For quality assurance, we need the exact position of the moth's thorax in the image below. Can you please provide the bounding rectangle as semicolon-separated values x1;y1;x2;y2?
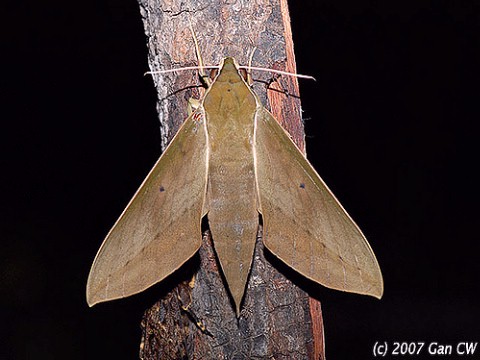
203;61;257;148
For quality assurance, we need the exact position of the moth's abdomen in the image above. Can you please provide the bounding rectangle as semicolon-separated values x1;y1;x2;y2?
203;65;259;313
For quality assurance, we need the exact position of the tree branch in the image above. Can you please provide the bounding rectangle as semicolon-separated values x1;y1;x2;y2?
136;1;325;358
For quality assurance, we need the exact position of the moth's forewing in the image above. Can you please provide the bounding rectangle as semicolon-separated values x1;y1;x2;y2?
87;111;208;306
255;108;383;299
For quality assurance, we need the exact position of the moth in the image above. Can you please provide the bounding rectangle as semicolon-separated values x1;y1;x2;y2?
86;57;383;314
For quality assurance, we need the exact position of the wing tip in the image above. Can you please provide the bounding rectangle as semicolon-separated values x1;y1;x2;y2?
332;281;384;300
86;289;121;307
86;288;100;307
365;271;384;299
369;285;384;300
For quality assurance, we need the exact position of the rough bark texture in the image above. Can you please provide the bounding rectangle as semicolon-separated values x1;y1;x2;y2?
136;1;325;358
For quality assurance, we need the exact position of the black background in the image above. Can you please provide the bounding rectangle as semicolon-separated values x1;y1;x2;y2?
2;1;479;359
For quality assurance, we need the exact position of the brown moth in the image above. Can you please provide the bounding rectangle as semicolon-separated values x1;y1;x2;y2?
86;57;383;314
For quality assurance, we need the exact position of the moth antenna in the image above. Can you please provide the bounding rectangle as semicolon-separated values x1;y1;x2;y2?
144;65;221;77
238;66;316;81
246;47;257;85
188;18;211;87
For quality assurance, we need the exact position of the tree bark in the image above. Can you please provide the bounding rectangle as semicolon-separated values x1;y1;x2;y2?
136;1;325;358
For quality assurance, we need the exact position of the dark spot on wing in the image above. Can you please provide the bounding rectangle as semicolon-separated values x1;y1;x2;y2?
159;186;165;192
299;183;305;189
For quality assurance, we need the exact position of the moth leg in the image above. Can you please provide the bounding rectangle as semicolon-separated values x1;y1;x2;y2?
187;98;201;116
265;73;291;97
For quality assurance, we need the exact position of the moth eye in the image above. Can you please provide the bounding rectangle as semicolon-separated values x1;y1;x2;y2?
209;68;218;80
159;186;165;192
299;183;305;189
239;68;248;81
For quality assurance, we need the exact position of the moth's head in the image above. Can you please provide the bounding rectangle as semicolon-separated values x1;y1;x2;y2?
219;57;240;70
212;57;248;85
